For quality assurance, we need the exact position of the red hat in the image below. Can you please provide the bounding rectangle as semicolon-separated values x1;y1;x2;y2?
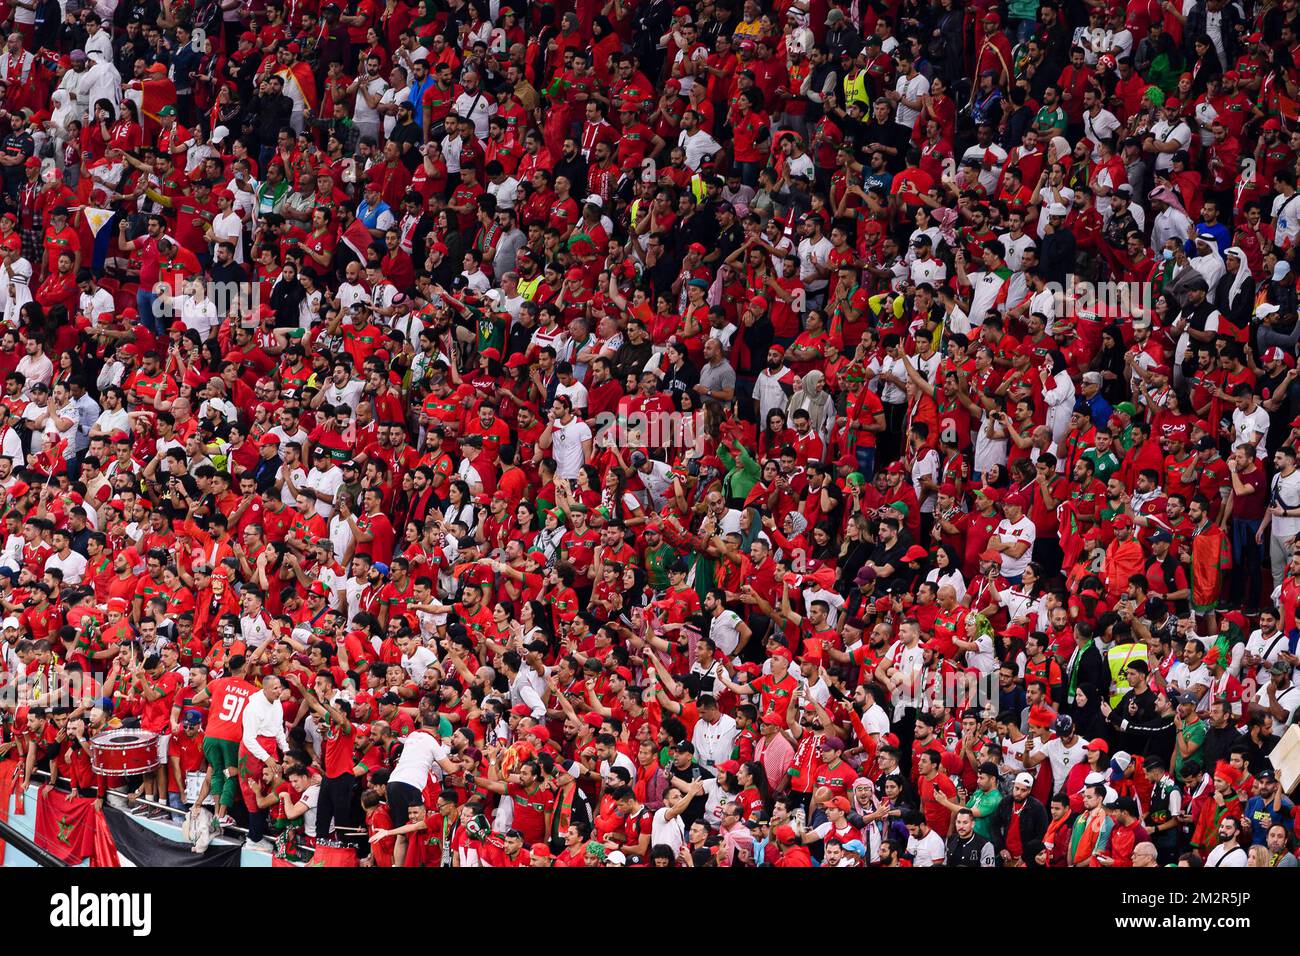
107;597;128;614
885;460;906;474
240;30;256;42
761;713;784;727
308;581;329;597
530;843;552;858
257;432;281;446
749;296;768;312
716;760;742;774
565;267;585;282
510;704;532;717
527;725;551;742
902;545;929;562
1086;738;1110;753
979;549;1001;562
1264;118;1283;131
7;480;29;498
1214;761;1243;786
770;645;794;662
982;10;1000;22
1003;490;1029;510
830;796;852;812
1027;705;1056;729
773;824;798;844
1113;513;1133;530
286;41;302;53
938;482;958;497
24;157;40;168
481;347;501;362
688;242;708;254
976;486;1002;503
505;353;529;368
583;713;605;729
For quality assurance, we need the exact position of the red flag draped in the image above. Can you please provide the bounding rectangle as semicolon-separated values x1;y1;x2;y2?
0;757;19;864
33;790;100;864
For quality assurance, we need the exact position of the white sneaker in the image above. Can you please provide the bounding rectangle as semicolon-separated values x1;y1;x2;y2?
244;838;272;851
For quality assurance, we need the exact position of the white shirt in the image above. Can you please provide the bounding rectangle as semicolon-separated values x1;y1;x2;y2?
240;689;290;760
1203;842;1248;867
907;828;947;866
1231;405;1270;457
401;645;438;683
678;128;722;170
691;713;738;772
301;464;344;518
651;806;685;856
894;71;930;128
993;515;1037;577
708;609;745;657
487;175;520;211
45;550;88;585
389;729;451;789
1042;735;1087;792
1083;108;1122;160
454;88;496;139
797;235;833;292
240;612;274;650
550;417;592;479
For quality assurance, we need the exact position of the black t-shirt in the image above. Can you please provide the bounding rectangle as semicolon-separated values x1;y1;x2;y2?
391;121;424;172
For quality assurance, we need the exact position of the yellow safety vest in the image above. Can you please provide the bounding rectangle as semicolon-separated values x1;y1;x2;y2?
843;70;870;109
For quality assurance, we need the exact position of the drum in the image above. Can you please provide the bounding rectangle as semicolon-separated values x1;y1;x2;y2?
89;730;161;777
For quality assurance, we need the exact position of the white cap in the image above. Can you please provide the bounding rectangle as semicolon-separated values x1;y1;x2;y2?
1258;302;1281;318
584;194;603;208
211;125;231;145
606;850;627;865
1014;772;1035;789
1047;202;1068;217
1;617;18;630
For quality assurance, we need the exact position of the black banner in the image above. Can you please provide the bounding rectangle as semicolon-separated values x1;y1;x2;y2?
101;807;242;868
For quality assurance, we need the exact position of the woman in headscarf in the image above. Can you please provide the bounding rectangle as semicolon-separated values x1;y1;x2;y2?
1069;682;1111;742
1215;247;1256;342
1090;324;1132;406
39;89;76;159
1040;348;1077;445
785;368;835;444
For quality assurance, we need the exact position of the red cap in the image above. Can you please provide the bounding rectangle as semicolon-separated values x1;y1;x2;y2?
1087;738;1110;753
257;432;281;446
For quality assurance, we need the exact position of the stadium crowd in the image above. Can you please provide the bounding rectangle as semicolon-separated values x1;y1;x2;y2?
0;0;1298;870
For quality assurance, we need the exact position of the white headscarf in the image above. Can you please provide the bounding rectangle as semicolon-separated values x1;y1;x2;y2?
1189;236;1225;289
1222;246;1251;308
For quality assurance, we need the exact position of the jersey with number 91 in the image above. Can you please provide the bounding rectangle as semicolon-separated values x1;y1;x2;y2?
205;677;256;742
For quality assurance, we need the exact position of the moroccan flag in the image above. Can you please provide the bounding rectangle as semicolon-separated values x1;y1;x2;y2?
0;757;19;864
340;215;375;261
34;789;100;864
271;844;356;867
307;844;357;867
